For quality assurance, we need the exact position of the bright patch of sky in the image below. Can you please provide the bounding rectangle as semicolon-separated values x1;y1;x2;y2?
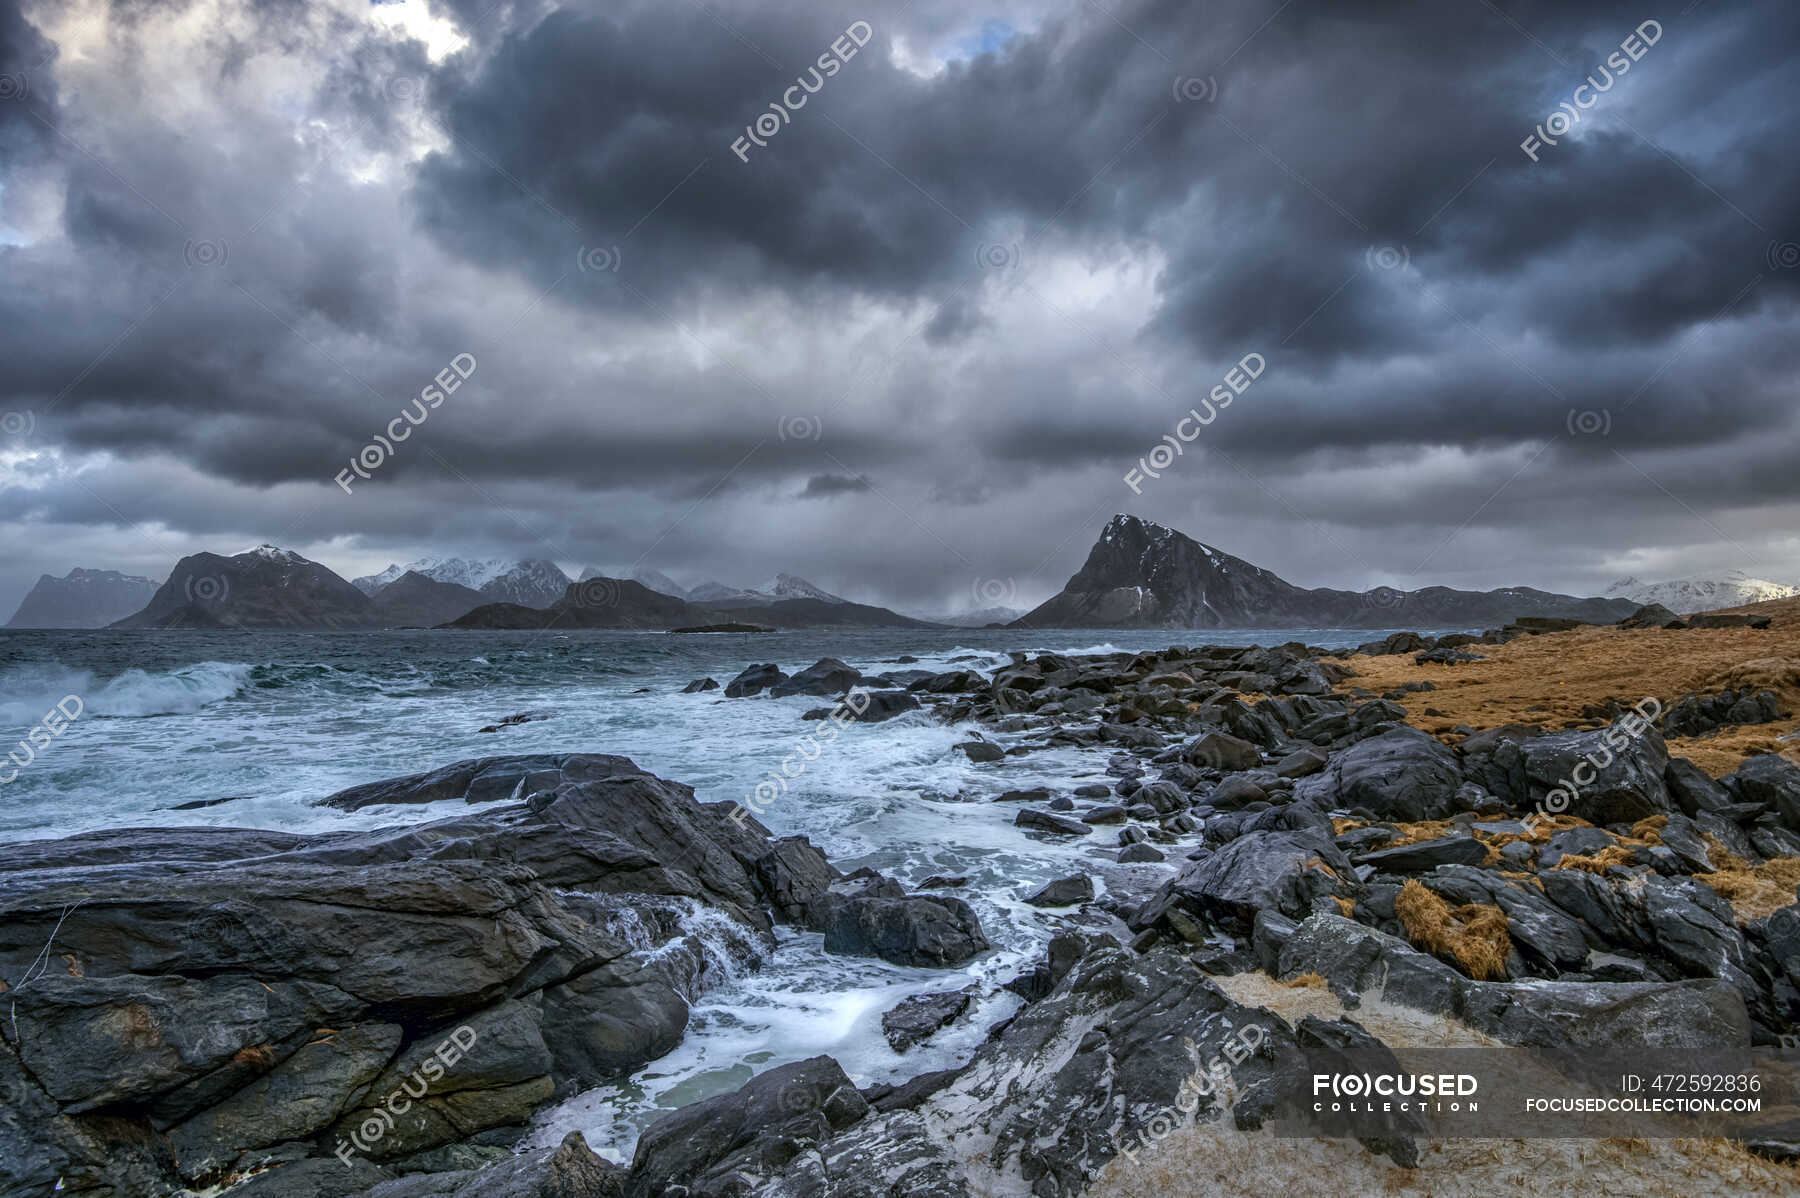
952;19;1017;59
893;17;1019;77
369;0;469;62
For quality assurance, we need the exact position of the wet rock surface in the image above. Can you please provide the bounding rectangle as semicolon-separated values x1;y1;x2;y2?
7;628;1798;1197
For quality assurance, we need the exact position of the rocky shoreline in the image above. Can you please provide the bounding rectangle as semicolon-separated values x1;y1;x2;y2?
4;619;1798;1196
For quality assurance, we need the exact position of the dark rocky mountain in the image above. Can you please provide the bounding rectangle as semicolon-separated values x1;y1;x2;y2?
447;581;939;630
1015;515;1641;629
443;578;710;629
367;570;490;627
703;596;943;629
7;568;161;628
112;545;376;629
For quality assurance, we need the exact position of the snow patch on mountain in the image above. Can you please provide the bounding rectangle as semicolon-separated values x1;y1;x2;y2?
1604;571;1799;614
353;557;570;607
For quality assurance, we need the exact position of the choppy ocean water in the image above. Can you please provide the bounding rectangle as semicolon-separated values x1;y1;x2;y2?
0;624;1439;1160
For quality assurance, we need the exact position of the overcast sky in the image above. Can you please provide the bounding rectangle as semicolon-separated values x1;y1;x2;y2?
2;0;1797;616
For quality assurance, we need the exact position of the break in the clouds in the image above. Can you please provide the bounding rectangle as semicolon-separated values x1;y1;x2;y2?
2;0;1798;615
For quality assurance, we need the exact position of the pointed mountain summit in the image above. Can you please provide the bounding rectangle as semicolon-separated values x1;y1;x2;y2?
1014;515;1639;629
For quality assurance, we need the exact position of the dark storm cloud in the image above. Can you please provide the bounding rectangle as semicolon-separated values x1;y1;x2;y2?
800;472;871;497
1;0;1799;616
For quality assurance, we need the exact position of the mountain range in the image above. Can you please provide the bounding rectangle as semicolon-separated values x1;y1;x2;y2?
1014;515;1641;629
1603;571;1800;615
352;557;571;608
618;568;850;606
6;568;160;628
11;516;1702;631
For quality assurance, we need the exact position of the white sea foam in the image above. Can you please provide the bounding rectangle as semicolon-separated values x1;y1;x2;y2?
89;662;254;717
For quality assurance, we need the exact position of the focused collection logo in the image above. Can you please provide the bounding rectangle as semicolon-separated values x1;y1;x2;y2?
1312;1072;1479;1113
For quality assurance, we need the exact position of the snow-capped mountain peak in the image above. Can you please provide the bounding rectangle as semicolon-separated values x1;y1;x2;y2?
241;544;304;564
757;573;845;604
1603;571;1799;614
352;557;570;607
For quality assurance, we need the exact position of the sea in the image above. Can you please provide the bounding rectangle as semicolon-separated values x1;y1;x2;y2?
0;625;1436;1162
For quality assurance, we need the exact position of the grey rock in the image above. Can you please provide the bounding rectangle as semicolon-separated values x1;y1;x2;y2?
1294;726;1462;822
1015;808;1092;836
724;663;787;697
1024;875;1095;908
1353;835;1487;873
881;991;973;1053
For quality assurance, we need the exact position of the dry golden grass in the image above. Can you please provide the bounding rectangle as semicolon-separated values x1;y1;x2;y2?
1552;817;1673;874
1340;596;1800;776
1695;850;1800;922
1280;971;1329;989
1394;880;1512;979
1553;845;1639;874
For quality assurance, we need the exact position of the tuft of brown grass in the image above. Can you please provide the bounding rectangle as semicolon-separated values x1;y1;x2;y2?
1394;880;1513;980
1384;819;1456;846
1280;972;1328;989
1553;845;1639;874
232;1043;277;1070
1694;851;1800;923
1332;895;1356;917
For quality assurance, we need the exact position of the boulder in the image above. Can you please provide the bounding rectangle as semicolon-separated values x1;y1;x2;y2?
1618;603;1680;629
813;884;989;968
953;740;1005;763
1015;809;1092;836
1294;726;1462;822
881;991;973;1053
1207;776;1268;810
1273;746;1329;778
1518;725;1673;824
1353;835;1487;873
724;663;788;697
1152;829;1350;934
680;677;719;693
1723;754;1800;831
1023;875;1095;908
802;691;919;723
628;1056;871;1195
1185;730;1262;771
771;657;863;698
1665;757;1737;816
